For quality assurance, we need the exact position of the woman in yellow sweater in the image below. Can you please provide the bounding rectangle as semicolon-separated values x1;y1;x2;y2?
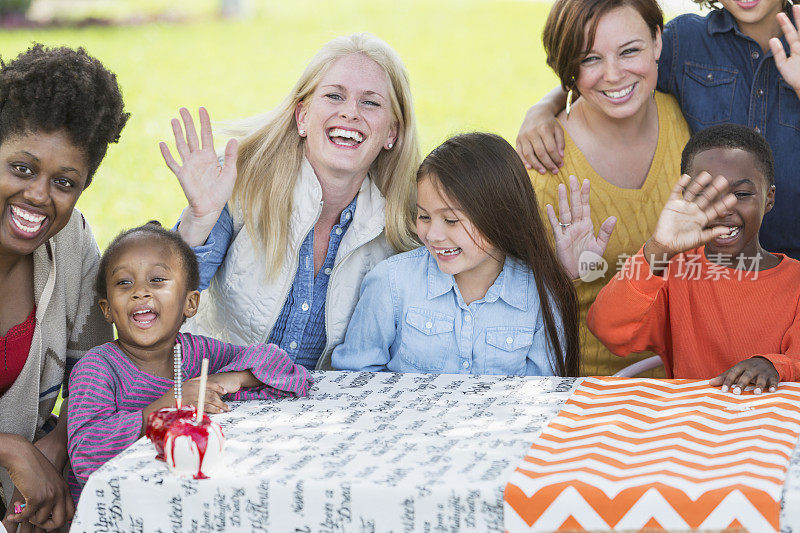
533;0;690;376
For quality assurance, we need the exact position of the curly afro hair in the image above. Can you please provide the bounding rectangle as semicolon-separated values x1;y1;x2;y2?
681;124;774;187
0;43;129;187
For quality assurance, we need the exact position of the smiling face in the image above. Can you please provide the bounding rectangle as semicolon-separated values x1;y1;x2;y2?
296;53;398;182
687;147;774;259
575;6;661;121
0;130;88;258
416;175;503;290
99;236;200;358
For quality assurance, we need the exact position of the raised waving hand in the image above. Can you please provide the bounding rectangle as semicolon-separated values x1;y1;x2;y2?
545;175;617;280
643;172;737;272
770;5;800;98
160;107;238;247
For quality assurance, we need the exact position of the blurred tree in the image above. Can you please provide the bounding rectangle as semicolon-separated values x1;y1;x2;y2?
0;0;31;21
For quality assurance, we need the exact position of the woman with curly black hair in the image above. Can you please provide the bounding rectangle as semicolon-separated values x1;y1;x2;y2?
0;44;128;531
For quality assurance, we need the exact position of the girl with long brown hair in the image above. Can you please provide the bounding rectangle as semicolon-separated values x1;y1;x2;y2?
332;132;591;377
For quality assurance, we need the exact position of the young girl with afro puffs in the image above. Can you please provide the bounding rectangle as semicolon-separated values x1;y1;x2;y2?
0;44;128;532
67;223;311;503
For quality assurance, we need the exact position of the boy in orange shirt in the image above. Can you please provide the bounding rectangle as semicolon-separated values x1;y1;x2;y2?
587;124;800;394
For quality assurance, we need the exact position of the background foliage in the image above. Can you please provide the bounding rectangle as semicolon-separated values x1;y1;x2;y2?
1;0;561;247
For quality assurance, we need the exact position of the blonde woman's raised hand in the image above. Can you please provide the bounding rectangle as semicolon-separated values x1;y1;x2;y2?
160;107;239;247
546;175;617;280
643;172;737;272
770;5;800;98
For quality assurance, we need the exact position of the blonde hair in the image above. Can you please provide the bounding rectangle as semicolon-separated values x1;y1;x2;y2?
228;33;421;278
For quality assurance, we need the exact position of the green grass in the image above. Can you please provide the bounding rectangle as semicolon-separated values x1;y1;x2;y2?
0;0;560;248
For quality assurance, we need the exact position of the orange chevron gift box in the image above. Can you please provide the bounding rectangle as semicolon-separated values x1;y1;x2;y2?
504;377;800;532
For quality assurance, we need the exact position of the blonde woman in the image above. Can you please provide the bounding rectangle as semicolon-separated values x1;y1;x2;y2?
162;33;420;370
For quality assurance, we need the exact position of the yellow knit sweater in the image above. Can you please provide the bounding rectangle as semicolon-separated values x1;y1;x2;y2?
532;92;690;377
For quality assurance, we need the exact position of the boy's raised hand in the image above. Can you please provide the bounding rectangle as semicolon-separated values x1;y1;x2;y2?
160;107;238;247
644;172;737;268
710;357;779;395
770;5;800;98
546;175;617;279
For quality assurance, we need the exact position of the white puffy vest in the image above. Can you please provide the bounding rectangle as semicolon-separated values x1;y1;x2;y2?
185;160;395;369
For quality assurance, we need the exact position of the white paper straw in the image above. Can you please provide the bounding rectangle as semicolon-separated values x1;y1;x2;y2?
196;358;209;421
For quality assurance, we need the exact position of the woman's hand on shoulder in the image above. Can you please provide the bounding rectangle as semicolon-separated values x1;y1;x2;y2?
646;172;737;266
546;175;616;280
516;87;567;174
0;435;74;532
160;107;239;246
771;6;800;98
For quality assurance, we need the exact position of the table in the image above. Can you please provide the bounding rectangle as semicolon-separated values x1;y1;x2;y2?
70;372;800;532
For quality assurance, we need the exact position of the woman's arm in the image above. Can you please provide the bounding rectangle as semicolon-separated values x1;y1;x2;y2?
180;205;234;291
544;176;616;280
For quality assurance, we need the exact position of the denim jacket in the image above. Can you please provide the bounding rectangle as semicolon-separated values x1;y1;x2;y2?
659;9;800;258
331;247;563;376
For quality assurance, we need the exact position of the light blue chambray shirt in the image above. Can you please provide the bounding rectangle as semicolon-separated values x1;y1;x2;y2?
331;247;564;376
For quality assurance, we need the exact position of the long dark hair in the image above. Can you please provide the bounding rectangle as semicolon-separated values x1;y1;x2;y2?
417;132;580;377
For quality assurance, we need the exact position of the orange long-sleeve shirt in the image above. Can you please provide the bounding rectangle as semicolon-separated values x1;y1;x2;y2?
587;246;800;381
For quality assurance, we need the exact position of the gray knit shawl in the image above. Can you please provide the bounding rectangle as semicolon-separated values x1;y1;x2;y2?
0;210;113;504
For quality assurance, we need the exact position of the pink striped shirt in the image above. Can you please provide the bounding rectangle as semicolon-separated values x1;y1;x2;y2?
67;332;312;502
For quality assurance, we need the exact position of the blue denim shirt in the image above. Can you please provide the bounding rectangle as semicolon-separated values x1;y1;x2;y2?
659;9;800;258
185;197;357;370
331;247;563;376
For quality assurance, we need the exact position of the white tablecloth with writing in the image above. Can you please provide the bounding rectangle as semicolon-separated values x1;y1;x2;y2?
71;372;575;532
70;372;800;532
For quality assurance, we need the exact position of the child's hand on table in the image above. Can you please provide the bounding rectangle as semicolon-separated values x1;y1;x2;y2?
710;357;779;395
208;370;261;397
770;5;800;100
179;375;231;413
643;172;737;274
144;376;232;425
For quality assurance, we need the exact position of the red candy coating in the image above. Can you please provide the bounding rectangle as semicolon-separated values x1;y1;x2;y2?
165;414;223;479
146;405;196;460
